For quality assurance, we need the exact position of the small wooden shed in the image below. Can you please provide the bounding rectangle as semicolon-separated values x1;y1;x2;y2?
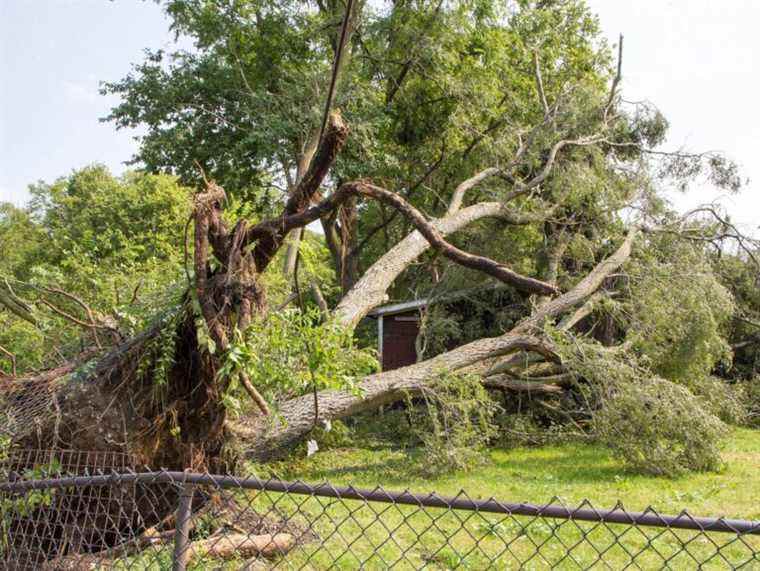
368;299;428;371
368;284;517;371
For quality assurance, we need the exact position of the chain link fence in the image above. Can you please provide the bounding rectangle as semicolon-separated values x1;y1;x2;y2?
0;458;758;570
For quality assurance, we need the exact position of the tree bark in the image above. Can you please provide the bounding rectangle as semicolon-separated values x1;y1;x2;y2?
241;333;549;460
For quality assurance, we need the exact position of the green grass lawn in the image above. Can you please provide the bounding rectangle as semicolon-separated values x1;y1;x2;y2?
184;425;757;570
265;427;760;522
121;427;760;569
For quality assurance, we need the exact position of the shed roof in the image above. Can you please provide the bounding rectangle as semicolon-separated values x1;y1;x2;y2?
367;282;511;318
368;298;429;317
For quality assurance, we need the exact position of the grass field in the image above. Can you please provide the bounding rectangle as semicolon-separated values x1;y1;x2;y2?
265;427;760;521
182;425;759;569
119;426;760;569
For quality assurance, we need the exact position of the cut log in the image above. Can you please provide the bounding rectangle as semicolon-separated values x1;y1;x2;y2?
188;533;295;561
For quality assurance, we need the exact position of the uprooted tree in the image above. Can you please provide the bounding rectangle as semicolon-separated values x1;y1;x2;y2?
1;0;758;479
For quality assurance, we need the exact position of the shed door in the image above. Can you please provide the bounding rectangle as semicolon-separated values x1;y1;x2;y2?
382;312;420;371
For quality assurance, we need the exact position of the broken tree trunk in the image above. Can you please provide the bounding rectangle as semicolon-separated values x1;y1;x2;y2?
188;533;295;561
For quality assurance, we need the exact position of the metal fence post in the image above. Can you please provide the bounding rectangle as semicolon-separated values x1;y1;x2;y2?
172;483;194;571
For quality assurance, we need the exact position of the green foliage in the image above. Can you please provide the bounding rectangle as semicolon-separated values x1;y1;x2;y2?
625;239;734;382
136;304;185;406
593;375;727;477
688;376;748;426
555;336;728;477
0;204;44;279
739;377;760;428
217;308;378;416
405;371;499;475
28;165;189;268
714;254;760;381
0;166;190;374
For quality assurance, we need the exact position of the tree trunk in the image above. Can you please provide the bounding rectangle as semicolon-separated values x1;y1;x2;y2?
282;227;304;276
334;201;541;328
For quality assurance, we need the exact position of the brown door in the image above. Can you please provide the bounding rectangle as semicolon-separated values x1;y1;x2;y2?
382;312;420;370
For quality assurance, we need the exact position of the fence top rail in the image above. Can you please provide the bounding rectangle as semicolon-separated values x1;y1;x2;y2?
1;469;758;536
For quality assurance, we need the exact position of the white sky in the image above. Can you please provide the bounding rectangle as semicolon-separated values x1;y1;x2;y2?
1;1;758;235
0;0;173;205
587;0;759;234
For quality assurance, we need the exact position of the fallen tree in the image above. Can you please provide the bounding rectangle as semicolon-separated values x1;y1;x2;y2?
3;4;758;567
7;67;629;467
2;0;752;479
239;230;637;460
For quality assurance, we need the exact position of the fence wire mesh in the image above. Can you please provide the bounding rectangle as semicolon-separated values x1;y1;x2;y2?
0;374;69;442
0;465;758;570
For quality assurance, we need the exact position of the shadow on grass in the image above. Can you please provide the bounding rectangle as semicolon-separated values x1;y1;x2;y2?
311;453;424;484
489;444;629;484
291;443;628;489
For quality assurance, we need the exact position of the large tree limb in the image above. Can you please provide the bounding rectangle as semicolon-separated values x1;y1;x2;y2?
516;230;637;332
446;167;501;216
243;333;550;460
333;200;548;327
0;287;37;325
348;182;560;296
242;231;637;458
247;180;559;323
484;376;566;394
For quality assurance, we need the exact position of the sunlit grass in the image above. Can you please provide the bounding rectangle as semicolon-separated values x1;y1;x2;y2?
122;427;760;569
265;427;760;521
191;426;758;569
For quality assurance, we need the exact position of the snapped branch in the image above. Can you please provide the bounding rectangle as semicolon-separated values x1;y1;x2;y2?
251;111;349;271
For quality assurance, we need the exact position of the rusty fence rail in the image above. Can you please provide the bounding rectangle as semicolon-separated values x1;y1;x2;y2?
0;469;758;569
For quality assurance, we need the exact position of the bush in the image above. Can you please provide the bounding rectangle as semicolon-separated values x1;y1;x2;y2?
406;371;499;475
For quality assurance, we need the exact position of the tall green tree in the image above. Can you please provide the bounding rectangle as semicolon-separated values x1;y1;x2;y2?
0;165;191;373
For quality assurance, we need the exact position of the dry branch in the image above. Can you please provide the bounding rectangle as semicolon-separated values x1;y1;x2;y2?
484;375;565;394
